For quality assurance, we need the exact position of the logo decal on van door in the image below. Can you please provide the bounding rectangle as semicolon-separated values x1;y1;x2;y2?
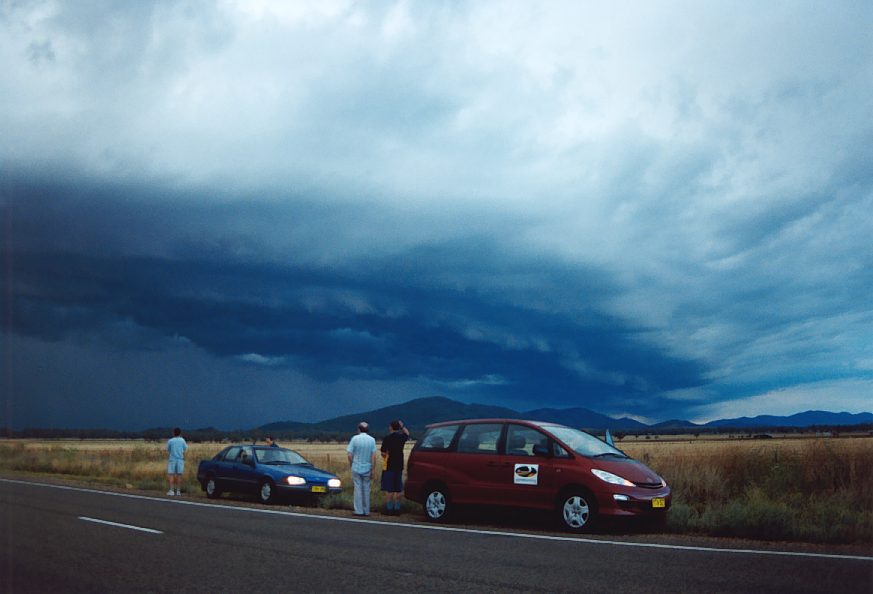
514;464;539;485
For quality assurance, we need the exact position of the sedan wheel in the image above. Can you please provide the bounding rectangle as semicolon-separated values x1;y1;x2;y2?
424;487;450;522
205;478;221;499
559;492;594;532
259;480;275;504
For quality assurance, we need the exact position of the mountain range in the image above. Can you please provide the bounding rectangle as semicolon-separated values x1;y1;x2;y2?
260;396;873;434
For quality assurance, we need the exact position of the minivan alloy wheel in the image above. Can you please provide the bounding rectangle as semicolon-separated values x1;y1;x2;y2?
561;493;591;530
425;489;448;521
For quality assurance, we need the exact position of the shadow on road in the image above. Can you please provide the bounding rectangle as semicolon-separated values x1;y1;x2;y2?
431;504;667;536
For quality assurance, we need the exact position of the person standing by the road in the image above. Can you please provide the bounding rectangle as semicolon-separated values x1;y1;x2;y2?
166;427;188;496
380;419;410;515
346;422;377;516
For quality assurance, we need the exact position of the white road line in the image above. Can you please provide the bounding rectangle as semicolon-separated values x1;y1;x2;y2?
78;516;162;534
3;477;871;562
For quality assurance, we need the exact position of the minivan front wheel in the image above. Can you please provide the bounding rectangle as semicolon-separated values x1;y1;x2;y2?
558;490;595;532
424;486;451;523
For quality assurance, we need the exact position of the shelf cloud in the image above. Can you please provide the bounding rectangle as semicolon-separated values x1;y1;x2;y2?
2;1;871;429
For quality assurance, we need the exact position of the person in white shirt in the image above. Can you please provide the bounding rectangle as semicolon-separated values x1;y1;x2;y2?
346;422;377;516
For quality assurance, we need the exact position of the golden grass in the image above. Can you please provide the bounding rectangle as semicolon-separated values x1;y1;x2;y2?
622;437;873;542
1;436;870;543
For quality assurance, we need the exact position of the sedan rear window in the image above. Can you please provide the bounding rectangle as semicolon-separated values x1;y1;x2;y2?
221;446;242;461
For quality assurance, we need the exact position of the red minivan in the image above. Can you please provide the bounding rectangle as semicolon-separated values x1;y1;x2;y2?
404;418;671;532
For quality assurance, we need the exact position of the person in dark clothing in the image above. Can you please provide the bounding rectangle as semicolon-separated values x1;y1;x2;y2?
380;419;410;515
265;436;279;447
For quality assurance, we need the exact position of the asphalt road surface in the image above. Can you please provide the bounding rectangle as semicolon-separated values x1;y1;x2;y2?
1;478;871;593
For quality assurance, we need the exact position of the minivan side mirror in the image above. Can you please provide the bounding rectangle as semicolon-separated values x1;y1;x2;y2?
532;444;550;457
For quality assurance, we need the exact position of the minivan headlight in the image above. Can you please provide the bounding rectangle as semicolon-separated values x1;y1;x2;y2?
591;469;634;487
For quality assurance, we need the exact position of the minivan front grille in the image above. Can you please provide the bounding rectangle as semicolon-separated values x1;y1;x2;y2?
633;481;663;489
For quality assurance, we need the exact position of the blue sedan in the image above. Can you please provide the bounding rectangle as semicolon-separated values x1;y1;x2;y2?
197;445;342;504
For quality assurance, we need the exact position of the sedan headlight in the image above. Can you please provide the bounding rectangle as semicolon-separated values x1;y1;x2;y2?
285;476;306;486
591;469;634;487
327;478;341;489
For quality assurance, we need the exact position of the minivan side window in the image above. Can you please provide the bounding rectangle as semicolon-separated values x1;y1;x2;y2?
505;424;549;456
456;423;502;454
418;425;459;450
553;442;571;458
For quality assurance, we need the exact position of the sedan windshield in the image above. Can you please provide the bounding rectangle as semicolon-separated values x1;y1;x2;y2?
255;448;310;465
539;424;628;458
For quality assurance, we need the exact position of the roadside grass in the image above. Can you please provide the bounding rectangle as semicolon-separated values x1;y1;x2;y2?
1;437;870;543
622;438;873;543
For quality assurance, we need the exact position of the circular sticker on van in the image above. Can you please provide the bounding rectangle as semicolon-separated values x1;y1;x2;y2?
514;464;539;485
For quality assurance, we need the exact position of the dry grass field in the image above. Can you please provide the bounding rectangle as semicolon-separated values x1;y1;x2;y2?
1;436;871;544
621;436;873;543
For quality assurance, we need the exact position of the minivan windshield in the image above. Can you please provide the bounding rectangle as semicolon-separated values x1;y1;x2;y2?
539;424;628;458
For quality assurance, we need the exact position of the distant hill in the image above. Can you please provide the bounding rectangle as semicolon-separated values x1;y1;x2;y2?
650;419;702;430
258;397;873;436
703;410;873;429
261;396;519;434
11;397;872;439
313;396;520;433
259;420;311;432
522;407;648;430
262;396;663;434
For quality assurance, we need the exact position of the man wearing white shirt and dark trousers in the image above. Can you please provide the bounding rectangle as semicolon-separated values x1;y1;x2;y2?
346;422;377;516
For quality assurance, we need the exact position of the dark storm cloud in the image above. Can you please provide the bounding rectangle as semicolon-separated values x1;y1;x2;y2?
4;175;708;419
2;1;872;428
4;170;714;406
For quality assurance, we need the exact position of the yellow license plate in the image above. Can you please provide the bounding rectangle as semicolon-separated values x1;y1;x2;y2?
311;486;327;493
652;498;666;508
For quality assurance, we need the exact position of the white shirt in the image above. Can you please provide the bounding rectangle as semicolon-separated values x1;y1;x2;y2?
346;432;376;474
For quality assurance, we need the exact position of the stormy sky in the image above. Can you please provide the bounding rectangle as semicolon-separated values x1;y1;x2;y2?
2;1;871;430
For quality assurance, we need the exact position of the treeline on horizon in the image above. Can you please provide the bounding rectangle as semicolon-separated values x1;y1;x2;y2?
5;423;873;442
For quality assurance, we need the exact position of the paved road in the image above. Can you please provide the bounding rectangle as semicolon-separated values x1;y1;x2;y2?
1;478;871;593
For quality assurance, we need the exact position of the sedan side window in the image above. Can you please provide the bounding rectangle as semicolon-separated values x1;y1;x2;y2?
223;446;241;461
457;424;502;454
